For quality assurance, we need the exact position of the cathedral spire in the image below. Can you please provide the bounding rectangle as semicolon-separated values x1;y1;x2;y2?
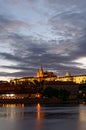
36;66;44;78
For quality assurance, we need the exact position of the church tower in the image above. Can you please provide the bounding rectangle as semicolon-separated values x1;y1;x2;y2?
36;66;44;78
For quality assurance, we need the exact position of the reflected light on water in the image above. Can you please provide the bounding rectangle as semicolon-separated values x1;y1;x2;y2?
1;104;25;119
36;103;45;120
37;103;41;120
79;110;86;121
35;103;45;130
77;105;86;130
36;103;41;130
2;104;24;108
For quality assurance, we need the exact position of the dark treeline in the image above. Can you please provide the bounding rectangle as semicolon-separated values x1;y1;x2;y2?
78;83;86;99
43;87;70;100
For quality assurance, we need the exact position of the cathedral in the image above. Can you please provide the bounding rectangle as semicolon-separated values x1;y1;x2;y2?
36;66;57;78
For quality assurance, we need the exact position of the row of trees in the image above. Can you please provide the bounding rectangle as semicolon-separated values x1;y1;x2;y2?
43;87;70;100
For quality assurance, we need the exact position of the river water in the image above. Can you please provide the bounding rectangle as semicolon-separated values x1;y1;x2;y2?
0;103;86;130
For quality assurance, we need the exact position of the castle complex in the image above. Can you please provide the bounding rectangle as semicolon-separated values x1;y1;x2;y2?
11;66;86;84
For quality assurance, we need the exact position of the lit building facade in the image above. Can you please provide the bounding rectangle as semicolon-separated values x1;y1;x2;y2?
10;67;86;84
56;73;86;84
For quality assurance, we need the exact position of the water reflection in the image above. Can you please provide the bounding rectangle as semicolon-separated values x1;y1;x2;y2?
0;104;25;119
35;103;45;130
2;104;24;108
37;103;41;120
36;103;41;130
0;104;86;130
79;105;86;122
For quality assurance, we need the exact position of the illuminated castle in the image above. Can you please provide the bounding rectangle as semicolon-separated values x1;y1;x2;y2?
56;72;86;84
36;67;86;84
10;66;86;84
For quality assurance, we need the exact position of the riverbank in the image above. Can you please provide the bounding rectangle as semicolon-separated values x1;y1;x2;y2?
0;98;79;105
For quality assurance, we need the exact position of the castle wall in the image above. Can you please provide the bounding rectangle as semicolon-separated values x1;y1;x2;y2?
55;75;86;84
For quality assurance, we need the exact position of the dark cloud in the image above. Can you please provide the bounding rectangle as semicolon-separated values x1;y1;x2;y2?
0;70;34;77
0;30;86;77
49;9;86;38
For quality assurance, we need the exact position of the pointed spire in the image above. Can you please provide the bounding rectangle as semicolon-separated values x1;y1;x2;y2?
36;66;44;78
40;65;43;70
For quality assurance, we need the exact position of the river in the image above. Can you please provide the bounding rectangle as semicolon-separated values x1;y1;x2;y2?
0;103;86;130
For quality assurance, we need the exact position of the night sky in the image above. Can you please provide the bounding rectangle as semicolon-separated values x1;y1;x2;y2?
0;0;86;81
